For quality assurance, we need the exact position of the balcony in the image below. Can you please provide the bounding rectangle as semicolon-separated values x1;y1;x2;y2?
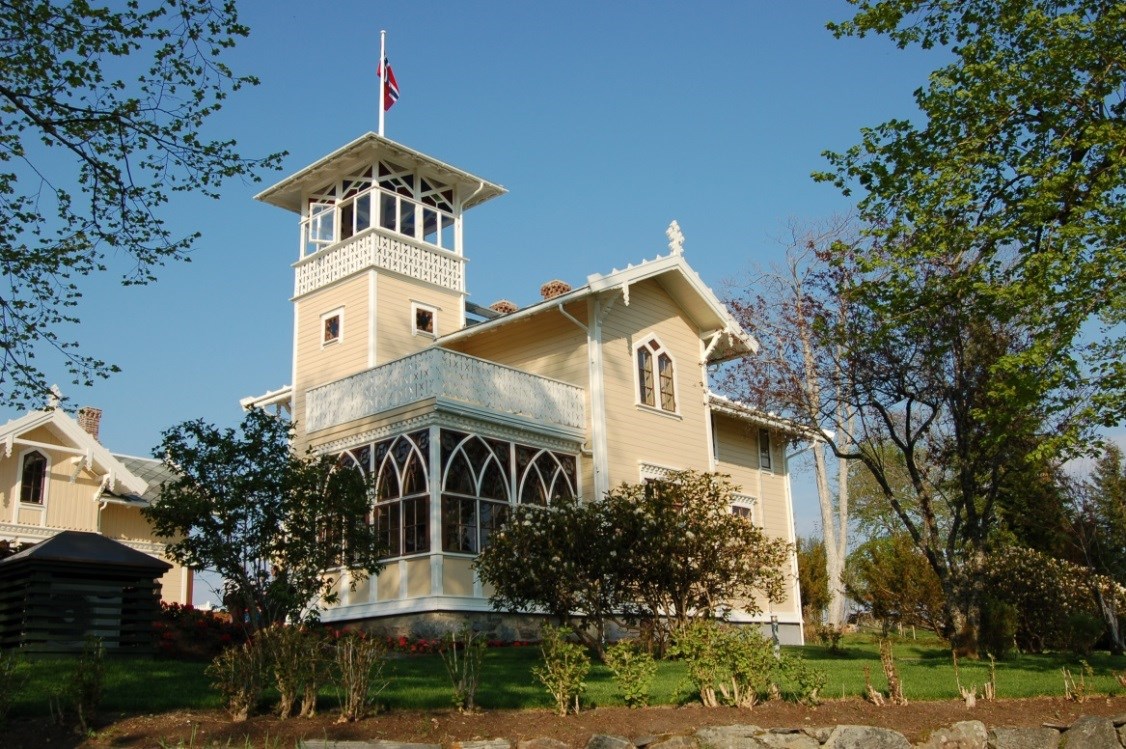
305;348;586;439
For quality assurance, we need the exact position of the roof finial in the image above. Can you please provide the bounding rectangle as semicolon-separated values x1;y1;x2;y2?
47;384;62;409
666;220;685;255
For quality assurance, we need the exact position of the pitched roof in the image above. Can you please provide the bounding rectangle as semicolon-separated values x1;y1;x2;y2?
106;454;177;506
444;252;758;363
256;132;506;214
0;410;149;496
0;530;170;571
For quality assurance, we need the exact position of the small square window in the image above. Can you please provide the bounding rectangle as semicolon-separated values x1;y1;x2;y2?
412;302;437;337
321;308;343;346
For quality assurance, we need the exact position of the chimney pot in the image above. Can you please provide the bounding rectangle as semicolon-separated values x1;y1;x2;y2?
77;406;102;442
540;279;572;300
489;300;519;314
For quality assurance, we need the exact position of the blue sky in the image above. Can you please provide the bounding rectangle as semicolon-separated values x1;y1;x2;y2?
7;2;1120;580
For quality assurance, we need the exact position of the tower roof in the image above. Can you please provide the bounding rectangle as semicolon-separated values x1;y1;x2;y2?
256;132;506;214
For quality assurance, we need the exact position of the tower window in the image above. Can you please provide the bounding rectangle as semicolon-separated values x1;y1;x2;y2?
20;451;47;505
412;302;437;337
322;308;343;346
635;337;677;413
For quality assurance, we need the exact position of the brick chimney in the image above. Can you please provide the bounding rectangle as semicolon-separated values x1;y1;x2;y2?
77;406;102;442
540;279;572;300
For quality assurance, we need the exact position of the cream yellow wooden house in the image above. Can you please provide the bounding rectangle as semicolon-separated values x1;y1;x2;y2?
0;406;192;604
248;133;805;643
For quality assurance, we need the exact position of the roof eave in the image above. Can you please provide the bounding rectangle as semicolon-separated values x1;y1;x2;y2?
255;132;506;214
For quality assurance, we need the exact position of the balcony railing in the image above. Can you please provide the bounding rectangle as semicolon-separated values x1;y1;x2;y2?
305;348;586;436
293;229;465;297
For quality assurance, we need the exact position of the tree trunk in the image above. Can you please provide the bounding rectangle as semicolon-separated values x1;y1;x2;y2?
1094;582;1125;656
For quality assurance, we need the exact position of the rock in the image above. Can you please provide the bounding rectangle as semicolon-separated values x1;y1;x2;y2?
300;743;385;749
586;736;635;749
918;720;987;749
648;737;698;749
801;727;834;744
754;732;819;749
458;742;512;749
694;726;768;749
1060;716;1119;749
1109;714;1126;727
370;743;443;749
519;740;571;749
987;726;1060;749
821;725;911;749
1117;724;1126;748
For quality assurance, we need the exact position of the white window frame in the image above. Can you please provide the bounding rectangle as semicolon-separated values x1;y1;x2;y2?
321;307;344;347
758;428;773;472
411;301;438;338
731;492;758;527
17;447;49;508
633;334;680;416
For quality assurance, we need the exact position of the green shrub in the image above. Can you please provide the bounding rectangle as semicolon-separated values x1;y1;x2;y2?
779;652;827;705
814;623;845;653
71;636;106;734
533;624;590;715
331;630;388;722
670;620;775;708
258;624;319;719
604;640;657;707
979;598;1018;658
439;625;487;712
206;641;266;722
1063;612;1105;656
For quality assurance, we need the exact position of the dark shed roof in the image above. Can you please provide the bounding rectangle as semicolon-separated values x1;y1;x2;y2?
0;531;170;571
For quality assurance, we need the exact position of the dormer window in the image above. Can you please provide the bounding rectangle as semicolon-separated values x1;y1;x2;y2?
636;337;677;413
20;450;47;505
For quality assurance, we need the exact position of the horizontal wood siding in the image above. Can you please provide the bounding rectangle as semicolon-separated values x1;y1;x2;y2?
600;280;710;486
445;302;589;387
294;275;371;448
376;274;462;363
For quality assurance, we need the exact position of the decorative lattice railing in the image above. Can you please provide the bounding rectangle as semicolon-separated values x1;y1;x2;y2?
294;230;464;297
306;348;585;434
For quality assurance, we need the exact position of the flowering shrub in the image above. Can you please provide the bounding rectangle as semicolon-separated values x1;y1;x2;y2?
153;602;245;660
977;546;1126;653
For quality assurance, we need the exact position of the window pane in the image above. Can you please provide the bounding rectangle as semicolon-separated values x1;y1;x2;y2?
479;459;509;501
375;502;401;558
403;497;429;554
658;353;676;411
442;496;477;553
480;501;509;550
444;451;476;495
637;347;654;406
20;452;46;504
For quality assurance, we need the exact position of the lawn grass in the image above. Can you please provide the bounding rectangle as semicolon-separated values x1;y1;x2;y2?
7;634;1124;719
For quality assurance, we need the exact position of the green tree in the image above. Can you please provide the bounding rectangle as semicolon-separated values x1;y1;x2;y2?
845;533;946;635
0;1;283;407
143;408;383;631
812;0;1124;655
722;218;856;629
795;536;829;625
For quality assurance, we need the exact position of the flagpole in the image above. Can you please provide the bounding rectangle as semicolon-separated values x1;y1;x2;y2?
378;29;386;136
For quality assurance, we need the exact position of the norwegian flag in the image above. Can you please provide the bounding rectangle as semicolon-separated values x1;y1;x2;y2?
377;58;399;111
